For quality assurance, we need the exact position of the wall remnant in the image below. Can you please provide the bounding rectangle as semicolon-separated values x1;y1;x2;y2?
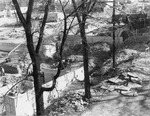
4;66;84;116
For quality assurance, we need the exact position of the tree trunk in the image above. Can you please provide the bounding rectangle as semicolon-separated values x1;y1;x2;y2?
25;29;44;115
71;0;94;100
80;23;91;99
12;0;50;115
112;0;116;68
32;57;44;115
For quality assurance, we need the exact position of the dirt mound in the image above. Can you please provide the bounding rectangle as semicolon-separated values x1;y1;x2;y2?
119;35;150;52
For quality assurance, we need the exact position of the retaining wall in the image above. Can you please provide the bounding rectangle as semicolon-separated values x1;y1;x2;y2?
5;90;35;116
4;66;84;116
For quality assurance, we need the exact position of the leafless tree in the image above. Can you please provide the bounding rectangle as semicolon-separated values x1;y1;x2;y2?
12;0;51;114
11;0;82;115
72;0;97;99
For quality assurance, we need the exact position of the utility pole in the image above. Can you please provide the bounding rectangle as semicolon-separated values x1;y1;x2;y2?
112;0;116;68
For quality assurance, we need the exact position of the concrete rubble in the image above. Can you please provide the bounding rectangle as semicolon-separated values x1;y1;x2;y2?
100;72;143;96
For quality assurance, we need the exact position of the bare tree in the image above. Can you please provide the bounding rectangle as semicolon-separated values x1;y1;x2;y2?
11;0;80;115
12;0;52;114
72;0;96;100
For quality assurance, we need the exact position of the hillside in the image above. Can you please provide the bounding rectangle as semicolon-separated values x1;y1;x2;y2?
45;35;150;116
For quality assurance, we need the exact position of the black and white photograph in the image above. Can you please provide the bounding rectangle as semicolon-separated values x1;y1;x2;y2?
0;0;150;116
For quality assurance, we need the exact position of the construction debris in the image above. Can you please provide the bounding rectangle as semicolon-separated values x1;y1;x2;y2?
100;71;143;96
107;77;127;85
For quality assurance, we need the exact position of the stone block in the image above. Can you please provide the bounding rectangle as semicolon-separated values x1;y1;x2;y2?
15;94;34;116
56;78;67;91
107;77;126;85
74;67;84;81
6;112;12;116
65;71;75;84
10;105;16;114
101;85;115;91
114;85;131;91
128;82;142;89
5;96;10;104
9;97;15;107
50;88;59;99
5;104;10;113
5;92;35;116
43;91;51;108
121;90;138;96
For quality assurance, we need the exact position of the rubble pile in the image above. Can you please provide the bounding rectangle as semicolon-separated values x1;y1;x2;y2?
47;92;89;116
0;29;24;40
100;71;143;96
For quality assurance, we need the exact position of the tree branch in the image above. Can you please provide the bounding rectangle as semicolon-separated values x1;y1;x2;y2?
86;0;92;12
87;0;97;13
12;0;26;27
66;16;76;35
26;0;34;24
72;0;82;23
62;0;70;8
66;0;86;18
35;0;52;54
40;1;69;94
39;0;90;95
59;0;67;18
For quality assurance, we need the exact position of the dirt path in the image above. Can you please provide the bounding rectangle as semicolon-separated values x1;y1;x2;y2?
80;41;150;116
81;89;150;116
